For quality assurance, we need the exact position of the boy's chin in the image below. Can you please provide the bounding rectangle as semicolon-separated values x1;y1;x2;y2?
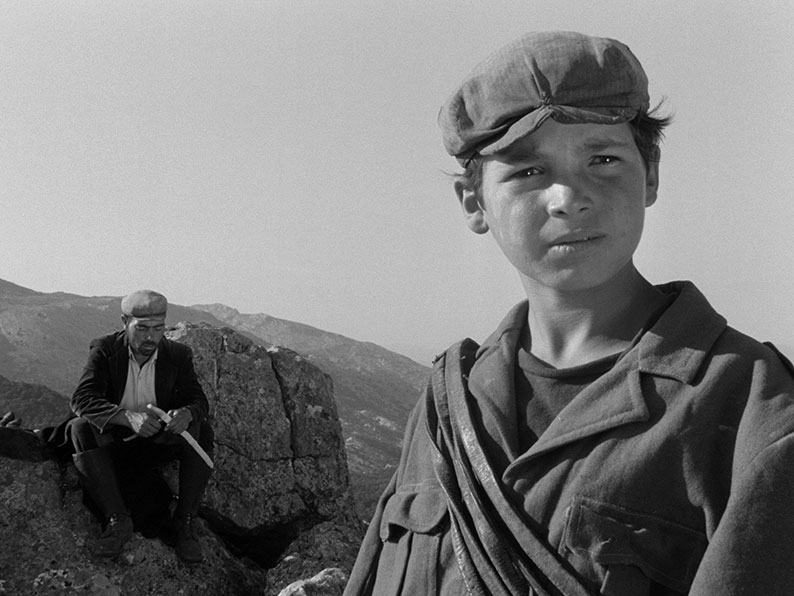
523;270;630;295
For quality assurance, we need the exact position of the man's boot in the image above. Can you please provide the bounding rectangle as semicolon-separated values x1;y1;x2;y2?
73;448;133;557
173;514;202;563
172;443;212;563
96;513;134;557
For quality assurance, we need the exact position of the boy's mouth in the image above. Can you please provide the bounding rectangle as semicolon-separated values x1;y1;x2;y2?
551;232;604;245
549;232;605;251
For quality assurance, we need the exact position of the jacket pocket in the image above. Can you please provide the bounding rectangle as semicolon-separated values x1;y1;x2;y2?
562;496;708;596
373;484;459;596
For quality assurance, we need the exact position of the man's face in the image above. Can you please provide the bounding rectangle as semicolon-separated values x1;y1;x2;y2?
458;119;658;294
124;317;166;359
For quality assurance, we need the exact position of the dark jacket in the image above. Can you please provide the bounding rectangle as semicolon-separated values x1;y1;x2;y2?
71;331;208;432
345;281;794;596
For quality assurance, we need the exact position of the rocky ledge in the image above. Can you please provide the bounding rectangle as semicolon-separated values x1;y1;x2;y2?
0;322;363;595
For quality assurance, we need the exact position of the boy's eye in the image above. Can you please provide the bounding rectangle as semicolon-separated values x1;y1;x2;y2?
592;155;619;165
512;166;543;178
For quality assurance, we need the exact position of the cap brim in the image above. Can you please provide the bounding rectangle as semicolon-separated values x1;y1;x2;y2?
475;104;640;158
125;313;167;322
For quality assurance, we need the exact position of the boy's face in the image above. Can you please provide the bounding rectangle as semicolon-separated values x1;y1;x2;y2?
457;119;658;294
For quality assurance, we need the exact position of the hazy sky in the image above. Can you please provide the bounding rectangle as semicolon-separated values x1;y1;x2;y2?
2;1;793;363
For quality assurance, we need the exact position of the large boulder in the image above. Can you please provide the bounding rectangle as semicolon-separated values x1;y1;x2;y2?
168;322;358;532
0;322;362;595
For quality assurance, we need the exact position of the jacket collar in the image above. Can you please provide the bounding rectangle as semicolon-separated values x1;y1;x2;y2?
473;280;726;386
468;281;727;463
637;281;726;384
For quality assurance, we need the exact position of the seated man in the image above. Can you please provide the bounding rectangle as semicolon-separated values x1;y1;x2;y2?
70;290;213;563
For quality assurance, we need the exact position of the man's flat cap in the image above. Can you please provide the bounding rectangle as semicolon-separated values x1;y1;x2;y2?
121;290;168;320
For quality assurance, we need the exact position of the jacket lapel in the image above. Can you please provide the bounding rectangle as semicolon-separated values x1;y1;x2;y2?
637;281;726;385
468;303;651;464
472;282;727;466
522;351;648;461
154;339;174;407
109;332;129;404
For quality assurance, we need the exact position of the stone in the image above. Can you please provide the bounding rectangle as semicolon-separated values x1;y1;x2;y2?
275;567;349;596
266;522;362;596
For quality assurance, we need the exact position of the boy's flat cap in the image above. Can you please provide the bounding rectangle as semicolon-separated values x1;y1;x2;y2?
439;31;650;164
121;290;168;320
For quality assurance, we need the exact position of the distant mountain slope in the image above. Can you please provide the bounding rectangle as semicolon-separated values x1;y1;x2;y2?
0;279;428;517
0;278;41;297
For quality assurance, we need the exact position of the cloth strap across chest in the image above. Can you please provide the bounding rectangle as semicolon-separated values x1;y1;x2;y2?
426;339;595;596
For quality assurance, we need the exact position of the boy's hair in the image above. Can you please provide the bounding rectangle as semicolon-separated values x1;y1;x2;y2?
453;108;672;195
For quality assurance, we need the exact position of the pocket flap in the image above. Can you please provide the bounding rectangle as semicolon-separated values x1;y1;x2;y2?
565;496;708;592
380;485;449;540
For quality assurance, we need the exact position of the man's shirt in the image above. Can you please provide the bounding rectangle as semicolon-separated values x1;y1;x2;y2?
120;348;158;412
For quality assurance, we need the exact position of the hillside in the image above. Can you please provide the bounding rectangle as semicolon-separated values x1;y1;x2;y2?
0;279;428;517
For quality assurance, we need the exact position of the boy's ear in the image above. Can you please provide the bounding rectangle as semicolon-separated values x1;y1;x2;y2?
645;147;660;207
454;181;489;234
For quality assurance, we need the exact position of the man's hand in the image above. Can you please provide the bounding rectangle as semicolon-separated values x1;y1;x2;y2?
165;408;193;435
124;410;161;438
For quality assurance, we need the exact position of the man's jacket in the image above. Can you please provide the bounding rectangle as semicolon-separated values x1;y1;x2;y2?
71;331;209;432
344;281;794;596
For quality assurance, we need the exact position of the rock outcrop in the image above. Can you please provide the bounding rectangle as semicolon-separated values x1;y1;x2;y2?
0;322;362;596
0;450;269;595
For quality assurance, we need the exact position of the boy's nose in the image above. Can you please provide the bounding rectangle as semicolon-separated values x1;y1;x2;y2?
545;183;591;218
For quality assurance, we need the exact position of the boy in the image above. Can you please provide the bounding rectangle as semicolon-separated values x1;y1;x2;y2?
344;31;794;595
